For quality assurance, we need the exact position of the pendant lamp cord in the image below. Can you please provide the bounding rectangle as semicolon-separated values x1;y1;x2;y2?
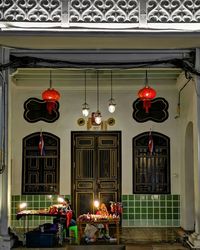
145;70;148;87
97;71;99;111
84;71;87;103
111;70;113;99
49;70;52;89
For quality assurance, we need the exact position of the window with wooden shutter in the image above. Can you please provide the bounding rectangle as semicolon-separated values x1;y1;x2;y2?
22;132;60;194
133;132;170;194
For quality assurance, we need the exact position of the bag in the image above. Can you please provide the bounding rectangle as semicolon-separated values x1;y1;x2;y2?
84;224;98;238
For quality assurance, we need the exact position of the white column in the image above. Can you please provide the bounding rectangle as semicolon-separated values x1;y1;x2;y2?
0;47;14;250
195;48;200;235
189;48;200;248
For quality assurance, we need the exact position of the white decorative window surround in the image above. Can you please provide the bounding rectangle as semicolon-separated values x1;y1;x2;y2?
0;0;200;30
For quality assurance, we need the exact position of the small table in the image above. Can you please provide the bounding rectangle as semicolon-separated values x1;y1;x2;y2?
77;215;120;244
16;210;71;245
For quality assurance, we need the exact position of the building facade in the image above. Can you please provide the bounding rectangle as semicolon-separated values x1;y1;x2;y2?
1;0;200;249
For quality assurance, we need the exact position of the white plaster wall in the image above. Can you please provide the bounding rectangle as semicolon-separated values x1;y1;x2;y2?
176;76;197;230
11;81;181;196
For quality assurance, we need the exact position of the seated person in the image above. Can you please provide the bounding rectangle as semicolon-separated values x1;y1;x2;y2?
53;198;76;239
63;198;76;238
96;203;110;239
62;198;76;227
96;203;109;217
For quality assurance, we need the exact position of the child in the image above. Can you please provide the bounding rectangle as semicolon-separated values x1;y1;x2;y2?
96;203;109;217
96;203;110;239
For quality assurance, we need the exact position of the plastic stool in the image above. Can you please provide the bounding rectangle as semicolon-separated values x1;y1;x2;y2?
69;225;78;243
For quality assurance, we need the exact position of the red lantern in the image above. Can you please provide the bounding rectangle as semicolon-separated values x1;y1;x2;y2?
138;86;156;113
42;88;60;114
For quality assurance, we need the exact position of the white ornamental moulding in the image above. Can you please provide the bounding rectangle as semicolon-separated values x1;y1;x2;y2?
69;0;139;23
0;0;200;29
0;0;61;22
147;0;200;23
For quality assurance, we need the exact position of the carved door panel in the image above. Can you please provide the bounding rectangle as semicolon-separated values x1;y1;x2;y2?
71;131;121;217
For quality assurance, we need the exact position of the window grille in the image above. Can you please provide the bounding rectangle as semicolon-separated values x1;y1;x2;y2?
133;132;170;194
22;132;60;194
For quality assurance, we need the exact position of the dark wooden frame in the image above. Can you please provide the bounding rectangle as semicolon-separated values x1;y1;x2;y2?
71;131;122;217
133;132;170;194
22;132;60;194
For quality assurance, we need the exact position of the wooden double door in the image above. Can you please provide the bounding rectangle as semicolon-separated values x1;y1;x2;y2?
71;131;121;217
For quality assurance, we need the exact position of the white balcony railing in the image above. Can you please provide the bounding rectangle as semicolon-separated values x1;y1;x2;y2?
0;0;199;30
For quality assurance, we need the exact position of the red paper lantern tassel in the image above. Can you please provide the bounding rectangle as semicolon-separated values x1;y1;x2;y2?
143;100;151;113
46;101;56;114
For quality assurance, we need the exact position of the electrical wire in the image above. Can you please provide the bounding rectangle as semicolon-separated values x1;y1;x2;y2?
0;71;6;174
0;55;199;77
175;72;193;119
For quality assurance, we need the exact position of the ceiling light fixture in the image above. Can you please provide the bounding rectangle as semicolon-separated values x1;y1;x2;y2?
82;71;90;117
108;70;116;113
138;70;156;113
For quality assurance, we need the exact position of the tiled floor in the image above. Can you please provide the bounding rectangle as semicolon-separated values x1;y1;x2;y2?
126;245;187;250
121;227;179;244
13;227;190;249
120;227;189;250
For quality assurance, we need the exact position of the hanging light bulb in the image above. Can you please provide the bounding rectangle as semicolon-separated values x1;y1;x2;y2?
108;70;116;113
82;71;90;117
94;71;102;125
82;103;89;117
108;100;116;113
